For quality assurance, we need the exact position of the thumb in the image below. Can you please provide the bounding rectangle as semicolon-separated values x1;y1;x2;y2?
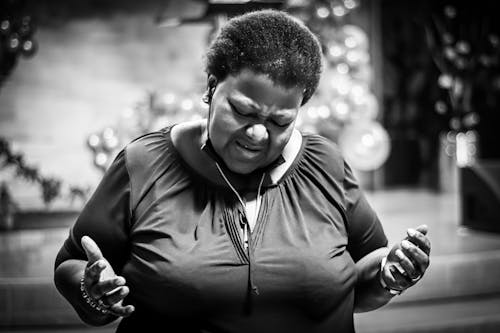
81;235;104;263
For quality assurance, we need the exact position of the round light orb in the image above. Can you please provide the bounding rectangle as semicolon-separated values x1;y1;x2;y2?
21;39;37;57
350;92;379;121
0;20;10;35
7;33;20;52
340;25;368;50
333;5;347;17
94;152;109;168
438;74;453;89
327;43;345;59
344;0;358;10
87;134;101;149
103;135;119;151
455;40;470;54
330;100;350;122
316;6;330;19
444;5;457;19
181;99;194;111
434;100;448;114
338;121;391;171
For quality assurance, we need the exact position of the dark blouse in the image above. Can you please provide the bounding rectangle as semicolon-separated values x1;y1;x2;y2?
55;126;387;333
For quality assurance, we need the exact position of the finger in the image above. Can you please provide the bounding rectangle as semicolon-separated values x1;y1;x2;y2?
102;286;130;307
395;248;419;279
389;265;412;290
85;260;106;282
406;228;431;255
81;236;104;264
108;303;135;317
382;263;397;285
414;224;428;236
94;277;126;299
401;240;430;273
382;263;406;291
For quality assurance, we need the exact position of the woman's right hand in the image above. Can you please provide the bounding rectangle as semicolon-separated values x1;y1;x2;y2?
81;236;135;317
381;225;431;293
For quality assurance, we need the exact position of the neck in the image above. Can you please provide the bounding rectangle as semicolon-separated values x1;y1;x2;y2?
201;137;279;192
171;120;272;192
171;119;300;192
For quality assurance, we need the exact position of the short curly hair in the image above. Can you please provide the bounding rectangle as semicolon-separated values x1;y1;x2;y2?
204;9;323;105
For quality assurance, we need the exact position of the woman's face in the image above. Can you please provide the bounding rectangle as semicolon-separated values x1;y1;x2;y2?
208;69;304;174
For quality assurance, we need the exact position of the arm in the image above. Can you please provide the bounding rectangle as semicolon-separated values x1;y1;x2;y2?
340;159;431;312
354;225;431;313
353;247;393;313
53;150;134;325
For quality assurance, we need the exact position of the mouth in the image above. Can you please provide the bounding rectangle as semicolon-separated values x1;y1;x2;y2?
235;140;264;152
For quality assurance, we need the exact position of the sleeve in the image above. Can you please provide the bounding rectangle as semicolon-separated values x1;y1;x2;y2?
344;161;388;262
54;150;132;273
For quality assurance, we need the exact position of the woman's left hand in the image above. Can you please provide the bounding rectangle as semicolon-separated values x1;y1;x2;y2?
381;224;431;292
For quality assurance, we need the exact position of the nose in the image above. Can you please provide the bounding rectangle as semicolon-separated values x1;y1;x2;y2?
245;123;268;143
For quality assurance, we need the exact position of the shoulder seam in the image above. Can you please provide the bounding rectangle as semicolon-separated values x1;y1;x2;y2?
123;147;134;222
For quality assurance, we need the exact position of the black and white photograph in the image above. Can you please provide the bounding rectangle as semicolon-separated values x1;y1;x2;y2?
1;0;499;332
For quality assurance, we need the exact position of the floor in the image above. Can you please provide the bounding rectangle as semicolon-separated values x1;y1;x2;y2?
1;188;500;332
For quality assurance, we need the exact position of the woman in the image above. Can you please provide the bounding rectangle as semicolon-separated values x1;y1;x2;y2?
54;9;430;333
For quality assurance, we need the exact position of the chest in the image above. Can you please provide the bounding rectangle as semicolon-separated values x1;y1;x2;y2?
124;182;356;316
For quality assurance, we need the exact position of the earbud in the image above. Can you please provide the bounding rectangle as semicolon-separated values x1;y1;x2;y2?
202;75;218;104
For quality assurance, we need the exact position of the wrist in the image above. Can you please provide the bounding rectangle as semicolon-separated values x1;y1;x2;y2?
379;257;404;296
80;276;110;315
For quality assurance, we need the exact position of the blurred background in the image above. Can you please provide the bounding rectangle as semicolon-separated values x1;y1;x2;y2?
1;0;500;332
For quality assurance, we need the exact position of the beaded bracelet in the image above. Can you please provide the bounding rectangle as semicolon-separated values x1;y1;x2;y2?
80;276;109;315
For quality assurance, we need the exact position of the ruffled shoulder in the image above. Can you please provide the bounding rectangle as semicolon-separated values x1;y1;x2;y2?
296;133;345;183
281;133;349;215
124;127;179;210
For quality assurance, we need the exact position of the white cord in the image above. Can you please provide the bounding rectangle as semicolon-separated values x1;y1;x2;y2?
214;162;265;247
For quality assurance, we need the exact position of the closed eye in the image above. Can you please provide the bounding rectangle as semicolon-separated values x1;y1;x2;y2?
228;101;250;117
229;100;293;128
270;119;290;128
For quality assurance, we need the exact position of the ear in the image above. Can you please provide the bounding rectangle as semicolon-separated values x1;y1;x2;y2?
207;74;217;91
202;75;218;104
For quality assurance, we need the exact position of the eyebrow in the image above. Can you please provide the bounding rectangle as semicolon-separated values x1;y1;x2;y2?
229;93;260;111
228;94;297;117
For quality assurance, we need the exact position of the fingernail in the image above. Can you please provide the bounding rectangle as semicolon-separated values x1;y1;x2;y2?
395;249;405;259
418;225;429;234
402;240;412;249
407;228;417;237
97;262;107;271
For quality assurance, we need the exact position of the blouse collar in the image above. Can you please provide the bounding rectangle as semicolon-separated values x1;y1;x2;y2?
200;129;302;192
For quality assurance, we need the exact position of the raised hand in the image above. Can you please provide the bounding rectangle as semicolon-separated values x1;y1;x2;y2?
81;236;135;317
381;225;431;293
